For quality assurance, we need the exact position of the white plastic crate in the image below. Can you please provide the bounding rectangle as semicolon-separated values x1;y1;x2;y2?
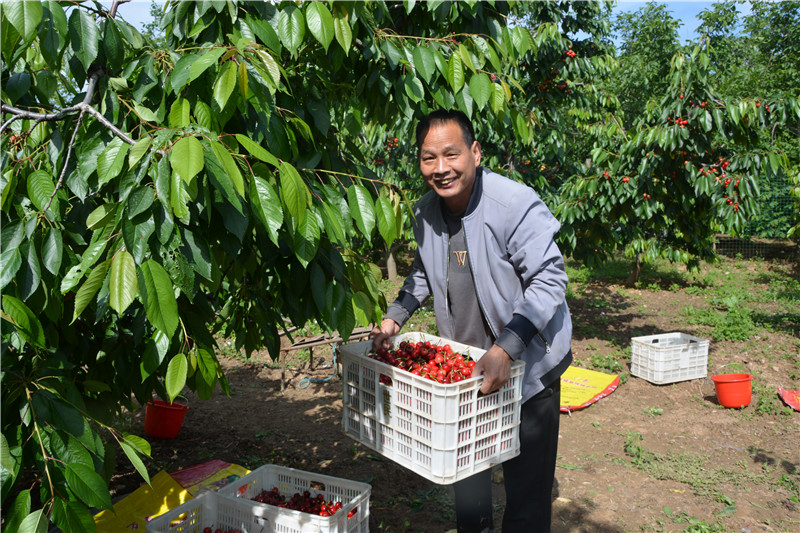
145;490;270;533
339;332;525;485
217;464;371;533
631;332;709;385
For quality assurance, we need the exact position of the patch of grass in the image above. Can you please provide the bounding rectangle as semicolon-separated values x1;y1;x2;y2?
662;507;728;532
682;303;756;342
622;432;767;500
643;406;664;417
752;380;794;416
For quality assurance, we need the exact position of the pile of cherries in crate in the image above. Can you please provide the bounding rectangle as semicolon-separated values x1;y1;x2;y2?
251;487;356;518
371;340;476;384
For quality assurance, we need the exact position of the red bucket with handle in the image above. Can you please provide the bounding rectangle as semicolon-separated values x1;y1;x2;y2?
711;373;753;408
144;399;189;438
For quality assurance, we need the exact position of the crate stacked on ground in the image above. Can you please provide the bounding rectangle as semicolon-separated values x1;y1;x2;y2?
145;490;269;533
339;332;525;484
631;332;709;385
217;464;371;533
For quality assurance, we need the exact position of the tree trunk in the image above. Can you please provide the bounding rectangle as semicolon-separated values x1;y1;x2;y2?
386;241;402;282
626;253;643;287
386;247;398;282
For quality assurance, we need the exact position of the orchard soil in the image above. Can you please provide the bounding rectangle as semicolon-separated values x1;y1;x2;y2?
113;250;800;532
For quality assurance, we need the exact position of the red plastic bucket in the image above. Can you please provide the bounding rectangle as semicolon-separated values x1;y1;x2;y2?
711;373;753;408
144;400;188;439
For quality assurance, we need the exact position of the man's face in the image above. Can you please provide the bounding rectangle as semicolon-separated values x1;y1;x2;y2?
418;121;482;214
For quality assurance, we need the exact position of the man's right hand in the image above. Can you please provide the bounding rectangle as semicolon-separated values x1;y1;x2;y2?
370;318;401;351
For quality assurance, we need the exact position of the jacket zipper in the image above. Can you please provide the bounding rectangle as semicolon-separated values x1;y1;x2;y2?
463;219;499;340
464;214;551;353
537;332;552;354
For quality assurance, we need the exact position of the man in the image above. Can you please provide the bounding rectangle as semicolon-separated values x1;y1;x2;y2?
371;109;573;532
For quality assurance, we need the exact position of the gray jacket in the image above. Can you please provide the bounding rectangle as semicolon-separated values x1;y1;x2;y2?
391;167;573;402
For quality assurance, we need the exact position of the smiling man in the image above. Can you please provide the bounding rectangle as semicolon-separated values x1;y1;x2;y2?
371;109;573;532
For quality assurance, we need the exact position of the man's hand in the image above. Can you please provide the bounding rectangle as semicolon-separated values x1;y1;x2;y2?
370;318;401;351
474;344;511;394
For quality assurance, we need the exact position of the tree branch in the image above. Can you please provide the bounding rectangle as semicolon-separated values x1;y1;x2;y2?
44;108;86;212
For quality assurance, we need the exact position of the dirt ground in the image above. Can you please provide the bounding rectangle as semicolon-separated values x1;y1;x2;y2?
113;252;800;532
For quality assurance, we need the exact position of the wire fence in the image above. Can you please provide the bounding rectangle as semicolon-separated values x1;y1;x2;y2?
716;176;799;260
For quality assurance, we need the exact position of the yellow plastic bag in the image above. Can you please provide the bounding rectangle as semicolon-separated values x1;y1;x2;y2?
93;470;191;532
560;365;620;413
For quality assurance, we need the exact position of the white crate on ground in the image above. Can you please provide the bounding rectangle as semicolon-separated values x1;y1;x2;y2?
631;332;709;385
145;490;269;533
339;332;525;485
217;464;371;533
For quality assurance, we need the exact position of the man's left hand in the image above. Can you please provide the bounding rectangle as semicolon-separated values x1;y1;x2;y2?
474;344;511;394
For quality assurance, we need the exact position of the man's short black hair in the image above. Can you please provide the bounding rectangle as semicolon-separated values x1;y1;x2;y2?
415;109;476;150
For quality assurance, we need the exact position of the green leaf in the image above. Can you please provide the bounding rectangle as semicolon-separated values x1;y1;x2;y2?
2;295;45;348
109;250;137;314
209;140;244;196
139;260;179;338
448;52;465;93
188;47;226;82
128;186;154;218
468;72;492;110
68;9;100;70
237;60;248;100
213;60;237;111
404;73;424;103
0;248;22;290
52;499;96;533
42;228;63;275
128;136;152;168
17;509;48;533
279;162;309;222
251;175;283;245
306;1;334;52
333;6;353;54
352;291;371;327
458;44;476;73
26;170;55;212
64;463;113;510
169;98;191;128
277;5;305;54
170;136;205;183
293;207;320;266
170;170;189;219
321;202;346;245
71;259;110;323
255;50;281;90
165;353;188;402
119;438;151;487
490;81;505;115
133;103;159;124
236;134;280;166
103;19;124;72
412;45;436;84
86;203;118;230
97;138;130;185
375;194;397;245
196;346;217;387
4;0;43;43
348;184;375;238
3;489;30;533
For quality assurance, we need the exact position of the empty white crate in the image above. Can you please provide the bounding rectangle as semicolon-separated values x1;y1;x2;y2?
339;332;525;484
631;332;709;384
217;464;371;533
145;490;271;533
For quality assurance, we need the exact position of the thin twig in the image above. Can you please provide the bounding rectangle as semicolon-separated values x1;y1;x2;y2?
44;108;85;212
0;113;24;134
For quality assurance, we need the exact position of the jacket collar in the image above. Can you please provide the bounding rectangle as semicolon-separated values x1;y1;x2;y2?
439;166;484;218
